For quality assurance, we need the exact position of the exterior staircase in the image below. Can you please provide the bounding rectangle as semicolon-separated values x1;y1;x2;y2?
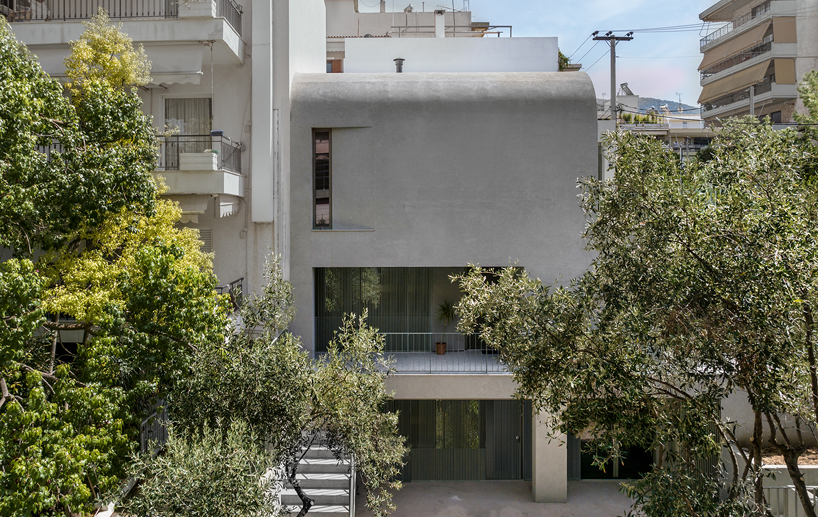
281;447;355;516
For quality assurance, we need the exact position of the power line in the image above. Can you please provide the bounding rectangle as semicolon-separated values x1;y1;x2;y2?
575;40;601;65
584;49;610;72
568;34;592;59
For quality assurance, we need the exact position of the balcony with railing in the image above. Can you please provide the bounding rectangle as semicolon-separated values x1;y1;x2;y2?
153;132;245;199
381;333;506;374
3;0;242;35
701;36;773;80
700;0;784;50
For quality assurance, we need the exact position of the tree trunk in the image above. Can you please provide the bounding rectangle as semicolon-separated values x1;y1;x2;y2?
805;304;818;424
782;448;817;517
289;464;313;517
752;410;769;516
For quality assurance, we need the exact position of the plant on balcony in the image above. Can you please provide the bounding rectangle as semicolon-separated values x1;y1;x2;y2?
435;300;457;355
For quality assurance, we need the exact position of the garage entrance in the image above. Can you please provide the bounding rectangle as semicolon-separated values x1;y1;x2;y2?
387;400;533;482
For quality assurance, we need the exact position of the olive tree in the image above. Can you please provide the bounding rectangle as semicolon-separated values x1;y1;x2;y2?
127;257;407;517
457;116;818;517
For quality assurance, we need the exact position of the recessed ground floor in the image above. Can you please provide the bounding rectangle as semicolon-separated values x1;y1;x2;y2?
354;480;634;517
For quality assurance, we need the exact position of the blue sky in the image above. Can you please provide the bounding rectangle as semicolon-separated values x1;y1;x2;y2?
364;0;721;104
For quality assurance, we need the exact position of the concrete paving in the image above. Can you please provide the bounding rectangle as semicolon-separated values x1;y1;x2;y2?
355;480;635;517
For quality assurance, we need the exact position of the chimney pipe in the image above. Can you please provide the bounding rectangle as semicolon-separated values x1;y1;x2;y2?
380;0;386;13
394;58;405;73
434;9;445;38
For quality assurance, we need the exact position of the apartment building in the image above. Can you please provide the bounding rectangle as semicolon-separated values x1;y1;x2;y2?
6;0;327;296
697;0;805;123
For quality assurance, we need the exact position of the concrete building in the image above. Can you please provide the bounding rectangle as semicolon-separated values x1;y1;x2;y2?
289;33;599;502
6;0;327;295
697;0;804;124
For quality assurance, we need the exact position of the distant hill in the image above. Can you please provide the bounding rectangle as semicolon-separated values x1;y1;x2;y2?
638;97;699;114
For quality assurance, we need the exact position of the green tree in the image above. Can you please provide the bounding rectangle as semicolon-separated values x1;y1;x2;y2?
456;117;818;517
127;257;407;517
0;16;228;516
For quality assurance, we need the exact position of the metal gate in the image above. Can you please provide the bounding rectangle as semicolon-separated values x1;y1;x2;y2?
387;400;532;482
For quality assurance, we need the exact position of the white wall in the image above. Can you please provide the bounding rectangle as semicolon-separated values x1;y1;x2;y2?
344;37;558;73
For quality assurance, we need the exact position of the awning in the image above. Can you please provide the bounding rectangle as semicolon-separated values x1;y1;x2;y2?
699;20;771;71
699;59;771;103
775;58;796;84
29;44;204;86
773;17;797;44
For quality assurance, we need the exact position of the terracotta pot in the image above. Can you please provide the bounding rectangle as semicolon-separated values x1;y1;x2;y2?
435;342;447;355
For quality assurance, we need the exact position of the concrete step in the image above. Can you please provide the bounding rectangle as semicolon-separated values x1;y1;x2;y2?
281;488;350;506
302;447;338;460
285;473;350;489
297;458;350;474
284;504;349;516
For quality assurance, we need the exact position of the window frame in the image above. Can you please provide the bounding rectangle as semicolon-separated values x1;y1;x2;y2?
313;129;332;230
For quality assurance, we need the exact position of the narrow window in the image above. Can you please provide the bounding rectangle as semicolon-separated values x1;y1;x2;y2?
313;130;331;229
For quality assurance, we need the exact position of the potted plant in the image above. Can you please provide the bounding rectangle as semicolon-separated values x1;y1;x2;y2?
435;300;456;355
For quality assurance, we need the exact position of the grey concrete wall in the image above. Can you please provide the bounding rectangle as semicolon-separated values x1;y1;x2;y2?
289;72;598;353
386;374;516;399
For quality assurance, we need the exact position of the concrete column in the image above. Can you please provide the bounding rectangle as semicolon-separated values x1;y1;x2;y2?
434;10;445;38
251;0;274;223
532;412;568;503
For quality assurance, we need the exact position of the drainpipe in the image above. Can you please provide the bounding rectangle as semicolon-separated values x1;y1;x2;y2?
434;9;445;38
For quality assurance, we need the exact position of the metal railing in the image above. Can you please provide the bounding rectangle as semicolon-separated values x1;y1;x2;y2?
140;405;168;455
217;0;242;36
157;134;242;173
216;277;244;309
380;332;507;374
700;0;772;49
701;36;773;79
6;0;178;21
763;485;818;517
348;455;356;517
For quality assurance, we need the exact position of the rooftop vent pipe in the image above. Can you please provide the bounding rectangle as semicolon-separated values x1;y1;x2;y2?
394;58;405;73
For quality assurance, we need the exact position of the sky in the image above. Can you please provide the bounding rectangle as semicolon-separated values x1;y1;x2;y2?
359;0;721;105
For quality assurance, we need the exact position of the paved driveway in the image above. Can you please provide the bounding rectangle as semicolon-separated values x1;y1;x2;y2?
355;480;634;517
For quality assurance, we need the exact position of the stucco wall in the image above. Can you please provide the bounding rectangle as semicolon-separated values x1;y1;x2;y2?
344;37;559;74
289;72;598;353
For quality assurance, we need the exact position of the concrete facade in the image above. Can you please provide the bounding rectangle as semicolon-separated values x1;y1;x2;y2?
290;70;598;502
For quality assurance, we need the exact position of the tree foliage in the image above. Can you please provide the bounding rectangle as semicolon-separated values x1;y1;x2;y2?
0;18;157;255
128;257;406;517
0;16;228;517
457;116;818;516
64;8;151;90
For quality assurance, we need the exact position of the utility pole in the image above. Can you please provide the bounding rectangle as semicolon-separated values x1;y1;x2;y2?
593;31;633;127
